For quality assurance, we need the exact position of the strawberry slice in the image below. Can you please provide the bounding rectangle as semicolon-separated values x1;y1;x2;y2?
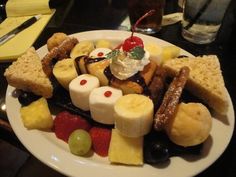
54;111;91;142
89;127;112;157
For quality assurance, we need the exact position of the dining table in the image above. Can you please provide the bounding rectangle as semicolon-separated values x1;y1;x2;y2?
0;0;236;177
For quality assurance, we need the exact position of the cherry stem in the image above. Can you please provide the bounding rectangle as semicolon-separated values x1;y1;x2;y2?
131;9;156;39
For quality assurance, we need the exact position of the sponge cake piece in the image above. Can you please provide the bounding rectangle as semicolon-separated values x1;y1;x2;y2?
4;47;53;98
163;55;228;115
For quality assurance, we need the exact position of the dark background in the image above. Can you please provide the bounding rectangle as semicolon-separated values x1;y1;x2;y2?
0;0;236;177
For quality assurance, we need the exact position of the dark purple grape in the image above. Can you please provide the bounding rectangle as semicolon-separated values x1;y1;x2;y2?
143;130;203;164
144;140;170;164
18;91;40;106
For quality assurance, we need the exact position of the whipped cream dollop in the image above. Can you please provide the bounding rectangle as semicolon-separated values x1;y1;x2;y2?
109;48;150;80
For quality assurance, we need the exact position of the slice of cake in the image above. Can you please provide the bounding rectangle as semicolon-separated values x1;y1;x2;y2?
163;55;228;115
4;47;53;98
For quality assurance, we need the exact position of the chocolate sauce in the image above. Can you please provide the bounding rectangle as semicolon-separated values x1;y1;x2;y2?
104;66;113;82
74;55;86;73
104;66;150;96
84;57;107;65
75;56;107;73
76;56;151;96
177;55;188;58
130;72;150;96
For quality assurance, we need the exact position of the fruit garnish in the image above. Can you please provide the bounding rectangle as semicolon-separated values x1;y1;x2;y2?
129;46;145;60
80;79;87;85
122;9;156;52
106;49;120;59
108;129;143;165
144;140;170;164
68;129;92;156
54;111;91;142
18;90;41;106
97;52;104;57
89;127;112;157
122;36;144;52
20;98;53;130
144;130;203;164
104;90;112;97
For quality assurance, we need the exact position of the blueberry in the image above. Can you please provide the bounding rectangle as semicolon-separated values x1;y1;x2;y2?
143;130;204;164
144;140;170;164
18;91;40;106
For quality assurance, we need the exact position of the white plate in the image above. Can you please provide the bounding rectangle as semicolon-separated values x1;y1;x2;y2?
6;30;235;177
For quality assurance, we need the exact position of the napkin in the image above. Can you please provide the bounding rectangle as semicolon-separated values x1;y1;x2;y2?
0;0;55;62
0;139;29;177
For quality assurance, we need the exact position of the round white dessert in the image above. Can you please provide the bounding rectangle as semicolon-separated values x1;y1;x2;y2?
89;86;123;124
89;48;112;58
69;74;100;111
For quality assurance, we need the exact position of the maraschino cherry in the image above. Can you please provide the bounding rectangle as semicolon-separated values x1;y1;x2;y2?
122;10;156;52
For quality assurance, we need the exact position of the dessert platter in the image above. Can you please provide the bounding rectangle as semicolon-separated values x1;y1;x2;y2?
5;29;234;177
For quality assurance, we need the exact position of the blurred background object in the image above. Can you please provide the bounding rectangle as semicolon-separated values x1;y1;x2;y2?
127;0;165;34
181;0;232;44
0;0;7;22
0;1;236;177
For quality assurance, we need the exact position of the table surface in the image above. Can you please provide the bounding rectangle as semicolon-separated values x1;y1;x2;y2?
0;0;236;177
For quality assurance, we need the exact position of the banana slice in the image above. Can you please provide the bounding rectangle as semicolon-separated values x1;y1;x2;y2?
87;59;111;86
114;94;154;137
53;58;78;89
85;48;112;86
70;41;95;59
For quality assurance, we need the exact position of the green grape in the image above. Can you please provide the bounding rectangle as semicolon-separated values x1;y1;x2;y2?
68;129;92;156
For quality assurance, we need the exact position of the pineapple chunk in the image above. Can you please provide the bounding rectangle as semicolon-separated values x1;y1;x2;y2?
20;97;53;130
108;129;143;165
161;46;180;64
145;42;163;65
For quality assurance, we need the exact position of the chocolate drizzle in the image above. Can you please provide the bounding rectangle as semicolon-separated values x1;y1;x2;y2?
75;55;107;73
129;72;150;96
76;55;152;96
104;65;113;83
74;55;86;73
104;66;150;96
84;57;107;65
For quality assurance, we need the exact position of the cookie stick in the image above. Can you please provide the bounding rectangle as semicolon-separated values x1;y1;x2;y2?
148;65;166;110
42;37;78;77
154;66;190;131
